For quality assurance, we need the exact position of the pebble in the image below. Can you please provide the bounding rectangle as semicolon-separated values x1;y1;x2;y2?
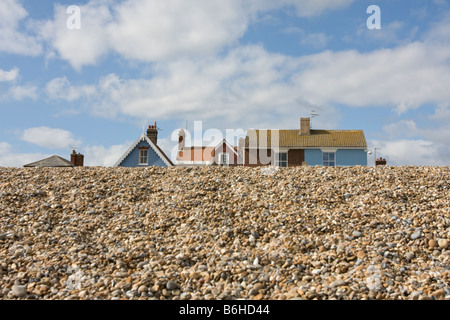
166;281;178;290
411;232;421;240
12;283;27;298
428;240;437;249
329;279;346;288
352;231;362;238
405;252;414;260
438;239;448;249
0;166;448;300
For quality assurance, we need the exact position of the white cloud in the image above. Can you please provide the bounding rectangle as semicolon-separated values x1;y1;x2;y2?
282;27;330;48
301;32;330;48
46;77;96;101
0;0;42;55
356;21;412;45
107;0;251;62
382;120;420;138
0;142;49;167
20;127;82;149
0;68;37;101
37;1;113;70
369;139;444;166
38;0;355;69
82;142;131;166
77;45;333;129
0;68;19;82
295;41;450;113
369;118;450;166
3;85;38;101
56;38;450;128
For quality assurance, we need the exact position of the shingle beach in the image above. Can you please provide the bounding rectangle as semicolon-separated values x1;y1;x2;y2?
0;166;449;300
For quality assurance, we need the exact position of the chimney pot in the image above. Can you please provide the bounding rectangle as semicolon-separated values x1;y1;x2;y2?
147;122;158;145
71;151;84;167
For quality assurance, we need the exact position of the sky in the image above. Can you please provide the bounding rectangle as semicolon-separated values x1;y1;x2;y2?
1;0;450;167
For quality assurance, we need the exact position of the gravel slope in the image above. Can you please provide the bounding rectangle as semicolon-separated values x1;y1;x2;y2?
0;166;449;300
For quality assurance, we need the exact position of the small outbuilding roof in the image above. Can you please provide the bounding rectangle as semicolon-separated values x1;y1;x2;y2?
23;155;74;168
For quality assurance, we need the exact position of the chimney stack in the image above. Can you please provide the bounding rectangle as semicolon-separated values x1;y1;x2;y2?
71;150;84;167
300;117;311;135
375;158;387;166
147;121;158;145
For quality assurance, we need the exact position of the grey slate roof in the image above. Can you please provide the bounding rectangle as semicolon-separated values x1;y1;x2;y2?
23;155;74;167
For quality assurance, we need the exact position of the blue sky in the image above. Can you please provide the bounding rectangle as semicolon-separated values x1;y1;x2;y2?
1;0;450;166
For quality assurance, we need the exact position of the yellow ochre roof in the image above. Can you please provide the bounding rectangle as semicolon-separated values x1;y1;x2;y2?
245;129;367;148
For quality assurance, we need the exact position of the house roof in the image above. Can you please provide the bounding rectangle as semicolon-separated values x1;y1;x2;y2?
114;133;174;167
245;129;367;148
24;155;74;168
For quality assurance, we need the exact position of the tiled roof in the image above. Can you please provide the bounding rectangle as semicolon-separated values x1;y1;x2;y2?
24;155;74;167
245;129;367;148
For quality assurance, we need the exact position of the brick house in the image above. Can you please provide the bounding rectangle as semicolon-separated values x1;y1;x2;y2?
175;129;239;166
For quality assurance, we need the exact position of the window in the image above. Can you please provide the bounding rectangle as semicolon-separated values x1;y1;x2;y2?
139;149;149;165
275;152;288;167
219;153;229;166
323;152;336;167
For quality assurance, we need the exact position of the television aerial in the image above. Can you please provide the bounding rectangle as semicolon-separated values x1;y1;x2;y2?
310;110;319;128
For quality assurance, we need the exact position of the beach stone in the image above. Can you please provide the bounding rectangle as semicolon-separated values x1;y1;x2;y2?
12;283;27;298
411;232;421;240
166;281;178;290
330;279;346;288
357;251;366;259
428;240;438;249
352;231;362;238
438;239;448;249
432;288;445;299
405;252;414;260
138;285;148;294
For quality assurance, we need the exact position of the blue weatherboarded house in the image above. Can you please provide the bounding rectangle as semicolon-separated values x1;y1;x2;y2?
114;123;173;167
243;117;368;167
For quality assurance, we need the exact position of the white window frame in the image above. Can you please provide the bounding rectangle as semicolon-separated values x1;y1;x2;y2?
322;151;336;167
139;149;149;165
275;152;288;167
219;153;230;166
